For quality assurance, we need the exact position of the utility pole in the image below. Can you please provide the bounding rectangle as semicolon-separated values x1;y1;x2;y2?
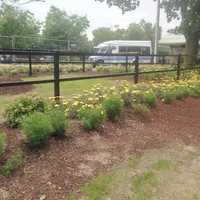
154;0;160;63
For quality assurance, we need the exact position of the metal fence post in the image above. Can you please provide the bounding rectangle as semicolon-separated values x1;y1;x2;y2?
125;55;128;72
177;54;181;80
28;51;32;76
54;53;60;99
162;56;165;65
82;55;86;72
134;55;139;84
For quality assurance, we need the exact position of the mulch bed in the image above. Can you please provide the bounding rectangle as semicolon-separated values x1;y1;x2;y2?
0;76;34;95
1;98;200;200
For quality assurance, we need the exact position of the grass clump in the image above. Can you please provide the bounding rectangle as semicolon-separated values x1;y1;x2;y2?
174;87;189;100
0;132;6;157
103;97;124;122
143;91;157;107
152;159;171;171
0;150;23;176
132;171;157;200
22;112;53;148
47;109;68;137
79;107;106;131
5;96;46;128
132;104;150;117
81;175;113;200
160;90;176;104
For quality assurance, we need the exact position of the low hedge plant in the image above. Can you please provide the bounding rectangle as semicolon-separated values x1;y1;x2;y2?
22;112;53;148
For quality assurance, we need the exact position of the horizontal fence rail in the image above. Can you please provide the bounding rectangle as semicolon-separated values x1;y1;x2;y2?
0;49;200;98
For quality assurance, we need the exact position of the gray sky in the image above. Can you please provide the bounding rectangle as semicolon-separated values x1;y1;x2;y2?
22;0;179;40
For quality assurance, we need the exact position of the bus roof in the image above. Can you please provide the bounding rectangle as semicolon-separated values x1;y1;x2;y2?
96;40;152;48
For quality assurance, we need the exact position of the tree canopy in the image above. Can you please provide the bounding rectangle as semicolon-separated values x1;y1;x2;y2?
42;6;90;51
0;3;40;48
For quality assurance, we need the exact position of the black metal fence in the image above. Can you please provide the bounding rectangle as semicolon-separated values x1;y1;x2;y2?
0;49;199;98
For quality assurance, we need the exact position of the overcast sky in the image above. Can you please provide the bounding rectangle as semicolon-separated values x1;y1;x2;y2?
22;0;179;40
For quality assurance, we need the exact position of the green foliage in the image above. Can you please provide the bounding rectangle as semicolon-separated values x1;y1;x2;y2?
79;107;106;131
5;96;46;128
0;3;40;48
103;97;124;121
161;90;176;104
0;150;23;176
174;87;189;100
132;103;150;117
42;6;90;51
188;85;200;98
0;132;6;157
47;109;68;137
22;112;53;148
143;91;157;107
81;175;113;200
152;160;171;171
95;0;139;13
132;171;157;200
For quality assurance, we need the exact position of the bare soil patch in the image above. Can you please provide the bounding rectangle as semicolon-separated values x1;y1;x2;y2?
1;98;200;199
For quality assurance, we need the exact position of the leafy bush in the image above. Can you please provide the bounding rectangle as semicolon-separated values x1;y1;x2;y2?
5;96;47;128
188;85;200;98
103;97;124;121
47;109;68;137
143;91;157;107
0;150;23;176
174;87;189;100
160;90;176;104
0;132;6;157
22;112;53;148
79;107;106;131
132;103;150;117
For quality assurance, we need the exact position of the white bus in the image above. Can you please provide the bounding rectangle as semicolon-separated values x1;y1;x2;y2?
89;40;152;64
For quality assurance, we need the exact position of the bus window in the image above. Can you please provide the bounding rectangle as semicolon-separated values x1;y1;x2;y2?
98;46;108;54
127;46;140;54
119;46;127;53
141;47;150;55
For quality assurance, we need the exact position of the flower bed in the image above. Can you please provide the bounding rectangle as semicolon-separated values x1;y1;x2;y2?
1;72;200;176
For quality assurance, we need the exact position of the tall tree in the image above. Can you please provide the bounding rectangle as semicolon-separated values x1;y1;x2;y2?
0;3;40;48
92;27;126;45
95;0;200;65
42;6;90;51
162;0;200;65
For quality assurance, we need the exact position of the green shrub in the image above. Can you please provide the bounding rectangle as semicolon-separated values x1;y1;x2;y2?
47;109;68;137
103;97;124;121
0;132;6;157
5;96;47;128
188;85;200;98
174;87;189;100
22;112;53;148
160;90;176;104
79;107;106;131
143;91;157;107
132;103;150;117
0;151;23;176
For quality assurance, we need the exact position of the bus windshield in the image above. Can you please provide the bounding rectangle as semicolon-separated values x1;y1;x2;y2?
98;46;109;54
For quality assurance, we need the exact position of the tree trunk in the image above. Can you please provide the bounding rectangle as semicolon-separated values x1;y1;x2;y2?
185;33;199;67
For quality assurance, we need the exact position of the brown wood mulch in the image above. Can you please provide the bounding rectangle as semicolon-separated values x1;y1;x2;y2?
1;98;200;200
